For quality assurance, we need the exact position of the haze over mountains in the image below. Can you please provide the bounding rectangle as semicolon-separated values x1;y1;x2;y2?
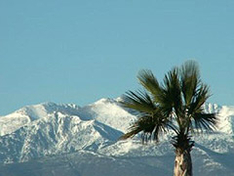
0;98;234;176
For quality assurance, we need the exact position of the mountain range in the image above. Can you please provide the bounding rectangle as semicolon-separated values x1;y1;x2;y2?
0;98;234;176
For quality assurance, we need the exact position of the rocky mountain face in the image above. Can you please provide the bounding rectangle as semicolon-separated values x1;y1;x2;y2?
0;98;234;176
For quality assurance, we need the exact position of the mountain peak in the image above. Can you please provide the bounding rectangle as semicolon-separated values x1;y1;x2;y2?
1;100;234;176
92;98;117;105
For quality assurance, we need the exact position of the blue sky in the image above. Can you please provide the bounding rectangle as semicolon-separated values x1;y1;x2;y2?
0;1;234;115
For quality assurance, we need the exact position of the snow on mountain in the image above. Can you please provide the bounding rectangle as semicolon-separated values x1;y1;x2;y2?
78;98;136;132
0;111;122;163
204;103;234;134
0;98;136;137
0;98;234;176
0;102;81;136
0;98;136;164
216;105;234;134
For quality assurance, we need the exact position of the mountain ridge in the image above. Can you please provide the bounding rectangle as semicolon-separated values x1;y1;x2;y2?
0;98;234;176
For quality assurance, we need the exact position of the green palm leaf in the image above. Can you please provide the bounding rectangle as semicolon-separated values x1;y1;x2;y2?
189;84;211;114
181;61;201;106
121;60;217;146
192;113;217;131
137;69;160;96
121;90;156;114
161;68;182;116
120;111;170;143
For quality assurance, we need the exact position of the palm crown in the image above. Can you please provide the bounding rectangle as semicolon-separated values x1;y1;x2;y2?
120;61;217;150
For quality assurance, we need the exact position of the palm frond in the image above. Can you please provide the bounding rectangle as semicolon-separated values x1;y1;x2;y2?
120;90;156;114
192;113;217;131
120;111;170;143
181;60;201;105
119;115;155;141
121;60;217;149
137;69;160;96
189;83;211;114
119;125;142;140
160;68;182;116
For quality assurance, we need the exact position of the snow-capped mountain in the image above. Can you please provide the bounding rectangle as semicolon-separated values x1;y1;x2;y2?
0;102;81;136
0;99;234;176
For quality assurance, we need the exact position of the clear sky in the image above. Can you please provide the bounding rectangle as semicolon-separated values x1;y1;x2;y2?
0;0;234;115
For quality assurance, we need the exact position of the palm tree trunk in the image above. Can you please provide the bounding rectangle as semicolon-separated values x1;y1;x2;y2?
173;148;192;176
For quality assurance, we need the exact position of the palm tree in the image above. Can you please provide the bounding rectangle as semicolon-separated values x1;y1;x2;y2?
120;61;217;176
